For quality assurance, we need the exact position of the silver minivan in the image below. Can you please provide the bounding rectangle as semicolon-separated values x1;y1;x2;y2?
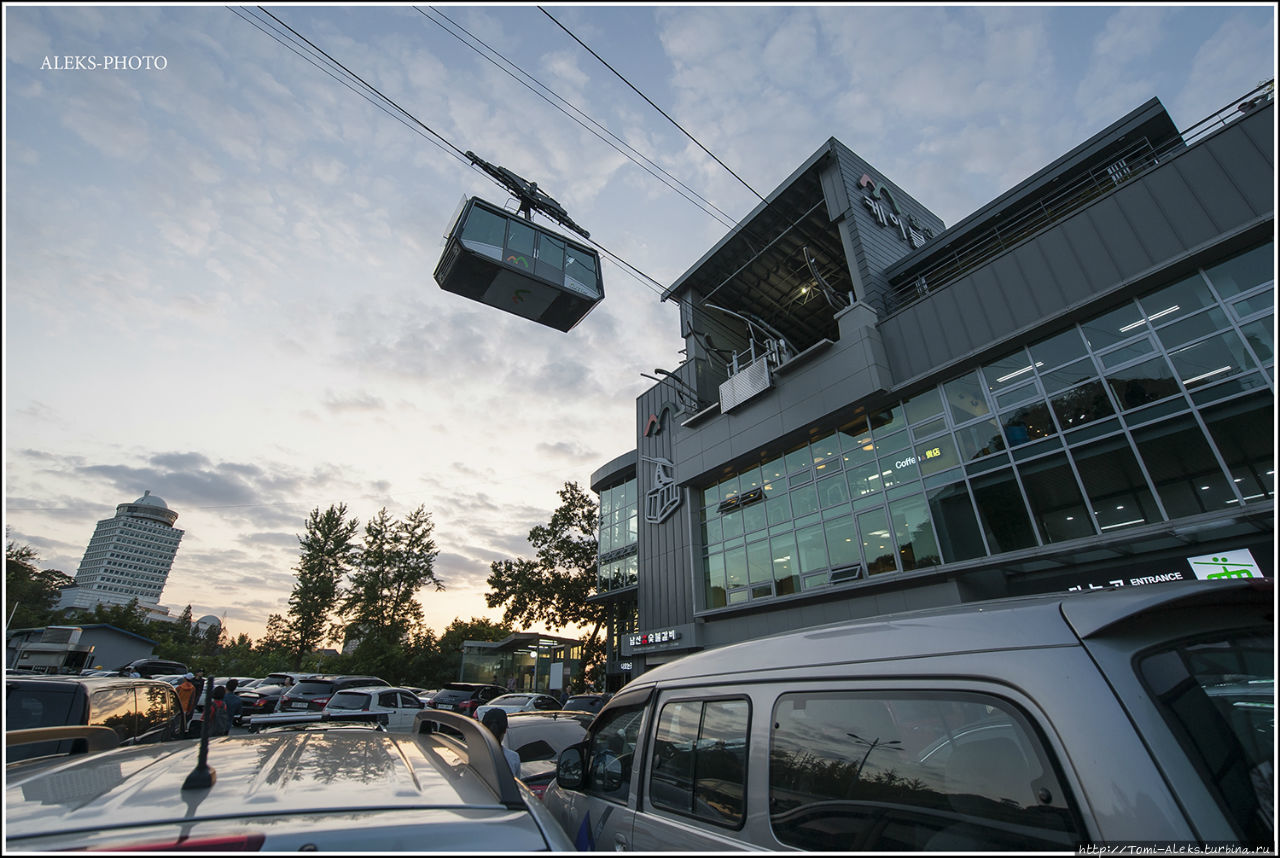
544;578;1273;851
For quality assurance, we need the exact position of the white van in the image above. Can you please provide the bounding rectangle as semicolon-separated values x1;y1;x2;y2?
543;578;1273;851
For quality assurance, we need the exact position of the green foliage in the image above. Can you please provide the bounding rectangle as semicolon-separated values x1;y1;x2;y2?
336;505;442;650
485;482;605;683
282;504;359;668
5;540;74;630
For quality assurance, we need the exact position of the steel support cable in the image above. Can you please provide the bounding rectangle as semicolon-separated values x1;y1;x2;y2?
235;6;749;352
423;5;739;227
231;8;469;167
537;6;766;204
415;6;737;231
256;6;470;161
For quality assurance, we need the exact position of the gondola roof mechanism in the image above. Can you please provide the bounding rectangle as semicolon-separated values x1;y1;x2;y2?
433;152;604;332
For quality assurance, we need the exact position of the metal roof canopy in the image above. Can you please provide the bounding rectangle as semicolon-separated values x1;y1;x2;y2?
663;140;852;354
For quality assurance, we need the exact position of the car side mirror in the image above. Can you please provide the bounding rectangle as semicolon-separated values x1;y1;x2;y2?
556;744;586;791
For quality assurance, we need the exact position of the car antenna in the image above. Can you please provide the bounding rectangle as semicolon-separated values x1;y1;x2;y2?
182;675;217;790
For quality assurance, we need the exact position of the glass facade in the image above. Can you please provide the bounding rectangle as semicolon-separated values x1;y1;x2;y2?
598;478;638;592
700;242;1274;610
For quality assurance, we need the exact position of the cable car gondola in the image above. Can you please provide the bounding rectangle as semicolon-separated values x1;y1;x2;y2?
434;153;604;332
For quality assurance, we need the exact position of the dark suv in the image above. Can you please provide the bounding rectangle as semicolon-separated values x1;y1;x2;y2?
6;676;184;763
428;682;508;718
117;658;188;679
276;675;389;713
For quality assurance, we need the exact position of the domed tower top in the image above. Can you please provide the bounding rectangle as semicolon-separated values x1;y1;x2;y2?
116;490;179;526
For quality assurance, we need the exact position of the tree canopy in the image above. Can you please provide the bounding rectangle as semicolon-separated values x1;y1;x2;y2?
5;540;73;630
485;482;606;684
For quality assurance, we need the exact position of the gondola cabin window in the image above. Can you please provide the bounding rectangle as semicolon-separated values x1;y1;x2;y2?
435;197;604;332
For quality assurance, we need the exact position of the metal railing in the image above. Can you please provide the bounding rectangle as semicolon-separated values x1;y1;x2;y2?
882;81;1275;315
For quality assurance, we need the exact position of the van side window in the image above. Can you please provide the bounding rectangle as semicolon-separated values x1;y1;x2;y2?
586;704;646;804
92;688;138;744
650;698;749;827
137;685;178;743
769;692;1083;851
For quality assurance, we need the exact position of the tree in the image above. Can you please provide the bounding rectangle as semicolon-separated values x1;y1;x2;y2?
336;506;443;652
5;540;74;630
485;482;606;685
282;504;359;668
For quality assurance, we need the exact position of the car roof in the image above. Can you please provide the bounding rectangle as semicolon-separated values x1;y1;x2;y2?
5;722;515;838
7;676;173;691
331;685;413;696
633;578;1272;687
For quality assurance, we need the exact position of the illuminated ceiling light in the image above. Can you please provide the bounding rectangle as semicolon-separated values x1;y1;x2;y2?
994;362;1043;383
1121;305;1182;332
1101;518;1146;530
1182;366;1232;385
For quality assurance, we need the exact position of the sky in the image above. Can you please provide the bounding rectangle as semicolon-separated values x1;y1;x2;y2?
4;3;1276;645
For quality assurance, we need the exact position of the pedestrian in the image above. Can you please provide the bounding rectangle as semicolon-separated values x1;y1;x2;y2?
224;678;244;728
177;673;197;728
208;687;231;736
480;708;521;779
191;669;206;702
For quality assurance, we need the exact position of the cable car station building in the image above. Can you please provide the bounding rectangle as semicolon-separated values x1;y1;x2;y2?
590;86;1275;689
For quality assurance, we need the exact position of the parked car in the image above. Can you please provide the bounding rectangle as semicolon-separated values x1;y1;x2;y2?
429;682;508;718
476;693;562;721
236;673;319;720
405;687;438;704
5;676;185;764
321;686;425;732
545;578;1273;851
5;710;574;851
561;693;611;715
276;675;389;714
117;658;188;679
503;711;594;800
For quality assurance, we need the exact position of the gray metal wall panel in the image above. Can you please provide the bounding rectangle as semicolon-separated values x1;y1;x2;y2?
1083;196;1151;284
1059;216;1122;296
1115;182;1185;263
1209;129;1273;215
1140;161;1219;247
989;253;1040;331
1170;147;1254;231
1035;227;1092;303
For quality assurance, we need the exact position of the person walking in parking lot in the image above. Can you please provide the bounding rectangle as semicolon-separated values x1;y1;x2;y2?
224;678;244;728
177;673;197;729
481;709;521;778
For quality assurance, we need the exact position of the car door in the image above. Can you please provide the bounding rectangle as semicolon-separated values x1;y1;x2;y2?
376;690;415;732
556;689;651;850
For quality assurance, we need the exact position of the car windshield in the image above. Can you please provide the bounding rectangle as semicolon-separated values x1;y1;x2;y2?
1138;626;1274;844
327;693;371;710
494;695;530;705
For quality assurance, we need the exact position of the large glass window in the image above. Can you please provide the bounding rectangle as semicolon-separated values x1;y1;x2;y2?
1050;381;1115;431
459;204;506;258
888;494;941;570
944;372;990;423
971;469;1037;553
1105;354;1181;411
927;481;986;563
1131;415;1236;517
587;703;646;804
1167;330;1256;389
769;692;1083;851
1029;327;1088;371
982;348;1040;394
772;532;800;596
1200;394;1274;503
1240;315;1273;366
1070;436;1160;533
1203;242;1273;299
1000;400;1055;447
1017;453;1094;542
1138;273;1215;325
857;508;896;575
1081;301;1146;350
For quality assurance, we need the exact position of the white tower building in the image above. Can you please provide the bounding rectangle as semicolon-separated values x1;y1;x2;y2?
59;491;185;611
